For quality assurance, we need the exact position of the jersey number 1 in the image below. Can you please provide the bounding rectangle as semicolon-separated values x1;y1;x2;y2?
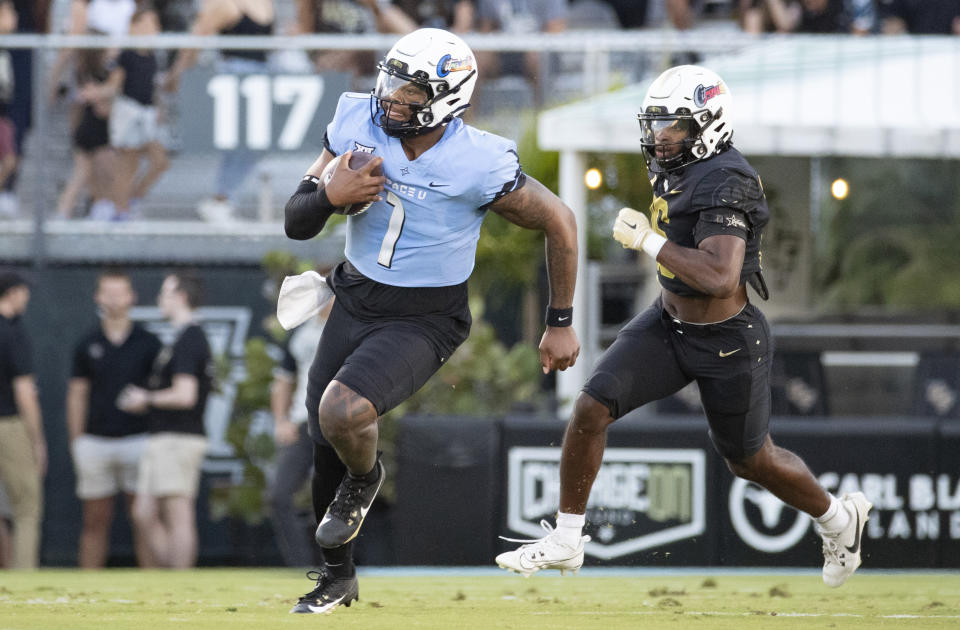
377;191;405;268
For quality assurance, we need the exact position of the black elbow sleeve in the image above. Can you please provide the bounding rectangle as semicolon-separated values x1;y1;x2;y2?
284;182;337;240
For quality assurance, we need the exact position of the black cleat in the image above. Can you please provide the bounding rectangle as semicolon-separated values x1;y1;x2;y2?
290;568;359;614
315;460;385;548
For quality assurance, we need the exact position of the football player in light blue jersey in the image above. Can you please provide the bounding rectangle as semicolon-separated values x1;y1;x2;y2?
323;88;523;287
284;27;580;614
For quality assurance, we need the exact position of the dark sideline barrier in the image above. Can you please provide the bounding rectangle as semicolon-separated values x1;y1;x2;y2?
396;414;960;568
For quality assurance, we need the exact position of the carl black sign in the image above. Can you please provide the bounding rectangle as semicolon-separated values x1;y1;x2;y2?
717;418;945;567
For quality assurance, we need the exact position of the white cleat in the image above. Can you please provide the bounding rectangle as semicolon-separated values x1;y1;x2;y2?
496;520;590;577
818;491;872;588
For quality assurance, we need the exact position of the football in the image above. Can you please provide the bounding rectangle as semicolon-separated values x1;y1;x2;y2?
320;151;384;216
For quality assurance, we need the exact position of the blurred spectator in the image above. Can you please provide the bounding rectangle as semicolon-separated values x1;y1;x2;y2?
665;0;742;31
294;0;417;78
152;0;193;35
144;0;193;157
667;0;698;30
564;0;623;29
0;269;45;569
101;6;170;220
5;1;51;207
0;484;12;567
394;0;475;31
120;271;212;569
55;47;117;220
12;0;48;29
846;0;877;33
268;295;334;567
596;0;657;27
0;0;18;218
475;0;567;105
67;269;162;568
163;0;275;223
85;0;138;35
878;0;960;35
50;1;139;220
739;0;854;33
50;1;137;97
663;1;740;65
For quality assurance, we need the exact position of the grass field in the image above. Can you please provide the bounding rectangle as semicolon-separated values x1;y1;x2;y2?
2;568;959;630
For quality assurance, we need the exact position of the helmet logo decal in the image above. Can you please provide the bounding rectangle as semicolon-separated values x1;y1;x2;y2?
436;54;473;77
373;29;478;137
693;83;725;107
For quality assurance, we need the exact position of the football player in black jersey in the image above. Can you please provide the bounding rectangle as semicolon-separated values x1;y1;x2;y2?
497;65;870;587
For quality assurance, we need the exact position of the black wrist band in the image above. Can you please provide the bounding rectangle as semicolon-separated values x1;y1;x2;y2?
545;306;573;327
303;174;320;185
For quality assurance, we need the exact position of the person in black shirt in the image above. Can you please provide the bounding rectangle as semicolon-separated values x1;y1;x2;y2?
119;271;212;568
498;65;871;589
294;0;417;79
66;269;161;568
0;269;45;568
162;0;276;222
879;0;960;35
103;7;170;219
741;0;857;33
0;0;19;219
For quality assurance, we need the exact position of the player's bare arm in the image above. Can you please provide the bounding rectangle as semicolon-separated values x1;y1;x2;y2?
65;377;90;443
490;176;578;308
284;150;385;240
490;176;580;373
613;207;748;321
656;233;746;298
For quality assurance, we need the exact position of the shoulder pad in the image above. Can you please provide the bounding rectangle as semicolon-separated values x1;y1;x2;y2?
691;168;764;210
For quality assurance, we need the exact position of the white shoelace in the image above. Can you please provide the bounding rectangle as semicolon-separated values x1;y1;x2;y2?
499;519;591;554
499;519;557;545
820;532;846;565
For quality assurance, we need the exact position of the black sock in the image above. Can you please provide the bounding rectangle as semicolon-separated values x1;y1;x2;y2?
348;458;381;485
322;543;355;577
312;443;347;523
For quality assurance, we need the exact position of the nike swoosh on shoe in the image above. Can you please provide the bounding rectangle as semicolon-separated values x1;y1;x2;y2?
845;512;861;555
518;550;577;570
518;555;539;571
306;595;345;614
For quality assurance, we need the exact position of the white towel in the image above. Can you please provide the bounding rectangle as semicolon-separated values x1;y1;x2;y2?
276;271;334;330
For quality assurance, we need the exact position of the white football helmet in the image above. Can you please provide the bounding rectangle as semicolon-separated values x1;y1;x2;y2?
638;65;733;173
371;28;478;138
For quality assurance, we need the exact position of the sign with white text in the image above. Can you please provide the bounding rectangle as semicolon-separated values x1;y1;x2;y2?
179;69;350;152
506;447;707;560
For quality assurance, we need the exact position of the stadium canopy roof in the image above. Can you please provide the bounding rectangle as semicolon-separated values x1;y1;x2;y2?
539;35;960;158
542;35;960;410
